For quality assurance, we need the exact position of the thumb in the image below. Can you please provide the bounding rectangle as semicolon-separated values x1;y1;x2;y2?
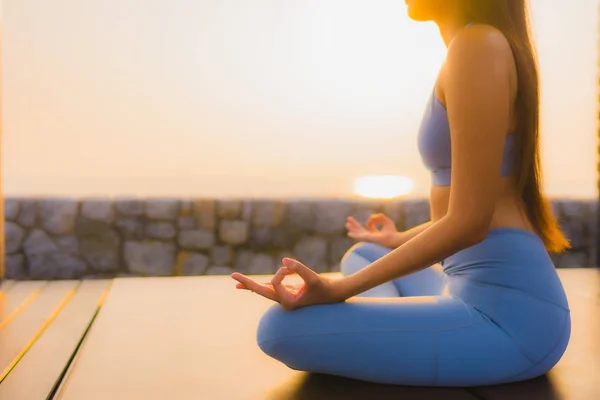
282;258;318;284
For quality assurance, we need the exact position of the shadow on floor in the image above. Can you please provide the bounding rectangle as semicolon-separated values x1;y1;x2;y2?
266;373;561;400
469;374;562;400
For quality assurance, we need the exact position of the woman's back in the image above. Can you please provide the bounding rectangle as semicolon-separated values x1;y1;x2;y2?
423;24;535;234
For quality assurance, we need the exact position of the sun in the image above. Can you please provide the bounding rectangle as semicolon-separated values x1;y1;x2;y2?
353;175;414;199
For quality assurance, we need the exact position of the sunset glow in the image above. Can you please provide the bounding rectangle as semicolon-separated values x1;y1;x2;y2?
353;175;414;199
2;0;597;198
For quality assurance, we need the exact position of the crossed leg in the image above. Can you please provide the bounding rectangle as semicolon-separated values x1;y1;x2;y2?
340;242;447;297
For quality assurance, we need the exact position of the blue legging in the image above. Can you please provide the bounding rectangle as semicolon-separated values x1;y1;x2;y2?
256;228;571;386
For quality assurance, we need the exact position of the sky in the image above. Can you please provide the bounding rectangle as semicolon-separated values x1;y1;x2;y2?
3;0;598;198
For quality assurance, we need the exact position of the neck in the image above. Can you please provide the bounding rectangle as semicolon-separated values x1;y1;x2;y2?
436;16;472;47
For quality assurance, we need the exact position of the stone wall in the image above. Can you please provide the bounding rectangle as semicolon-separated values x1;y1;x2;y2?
3;197;598;280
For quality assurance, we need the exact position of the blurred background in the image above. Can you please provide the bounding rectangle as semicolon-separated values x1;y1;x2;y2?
3;0;597;199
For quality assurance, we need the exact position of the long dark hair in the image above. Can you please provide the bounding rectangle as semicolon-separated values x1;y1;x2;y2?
462;0;570;253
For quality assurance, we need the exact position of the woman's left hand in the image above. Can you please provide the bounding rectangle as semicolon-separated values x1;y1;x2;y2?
231;258;345;310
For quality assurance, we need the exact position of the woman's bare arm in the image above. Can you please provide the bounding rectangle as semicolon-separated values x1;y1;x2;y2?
336;25;513;299
390;221;432;248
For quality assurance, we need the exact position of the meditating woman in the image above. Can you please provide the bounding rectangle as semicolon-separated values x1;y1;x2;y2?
232;0;571;387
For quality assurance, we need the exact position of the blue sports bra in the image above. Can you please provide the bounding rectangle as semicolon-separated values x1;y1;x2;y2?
417;88;515;186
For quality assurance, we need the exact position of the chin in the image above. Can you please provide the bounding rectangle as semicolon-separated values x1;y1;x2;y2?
407;9;429;22
405;0;435;22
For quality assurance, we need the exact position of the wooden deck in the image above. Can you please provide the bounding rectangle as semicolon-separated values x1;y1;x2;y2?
0;269;598;400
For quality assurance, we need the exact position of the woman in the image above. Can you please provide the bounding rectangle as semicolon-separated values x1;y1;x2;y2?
231;0;571;387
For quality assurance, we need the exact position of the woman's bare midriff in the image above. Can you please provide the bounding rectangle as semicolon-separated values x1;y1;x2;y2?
429;176;535;232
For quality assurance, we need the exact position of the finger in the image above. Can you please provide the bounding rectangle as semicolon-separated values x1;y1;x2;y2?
271;266;293;285
271;267;293;300
369;214;396;231
346;216;362;229
365;217;377;231
347;220;368;235
374;213;394;225
366;213;385;231
282;258;318;285
231;273;278;302
345;222;360;234
347;230;367;241
232;274;272;292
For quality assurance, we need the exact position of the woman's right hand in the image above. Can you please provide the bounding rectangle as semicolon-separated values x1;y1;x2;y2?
345;213;401;248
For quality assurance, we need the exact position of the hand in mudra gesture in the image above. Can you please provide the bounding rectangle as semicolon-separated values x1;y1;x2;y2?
345;213;399;248
231;258;344;310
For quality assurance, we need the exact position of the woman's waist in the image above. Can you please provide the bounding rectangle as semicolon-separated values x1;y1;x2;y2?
442;227;548;273
445;272;569;310
429;183;526;223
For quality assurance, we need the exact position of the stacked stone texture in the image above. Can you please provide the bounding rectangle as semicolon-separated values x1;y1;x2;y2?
3;197;597;280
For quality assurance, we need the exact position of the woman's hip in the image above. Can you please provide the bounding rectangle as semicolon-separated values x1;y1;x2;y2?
442;228;569;309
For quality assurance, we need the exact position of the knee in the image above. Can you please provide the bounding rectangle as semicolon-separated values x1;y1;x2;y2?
256;304;291;357
342;242;387;261
256;305;305;370
340;242;390;277
340;242;389;271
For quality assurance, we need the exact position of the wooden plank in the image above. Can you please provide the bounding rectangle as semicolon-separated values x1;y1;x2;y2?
52;321;93;399
545;268;600;399
0;280;15;311
0;280;110;399
556;268;600;304
56;270;600;400
0;281;47;327
0;280;15;292
56;276;478;400
0;280;79;381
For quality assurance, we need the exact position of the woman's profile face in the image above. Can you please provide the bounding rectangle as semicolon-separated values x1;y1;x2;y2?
405;0;458;22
